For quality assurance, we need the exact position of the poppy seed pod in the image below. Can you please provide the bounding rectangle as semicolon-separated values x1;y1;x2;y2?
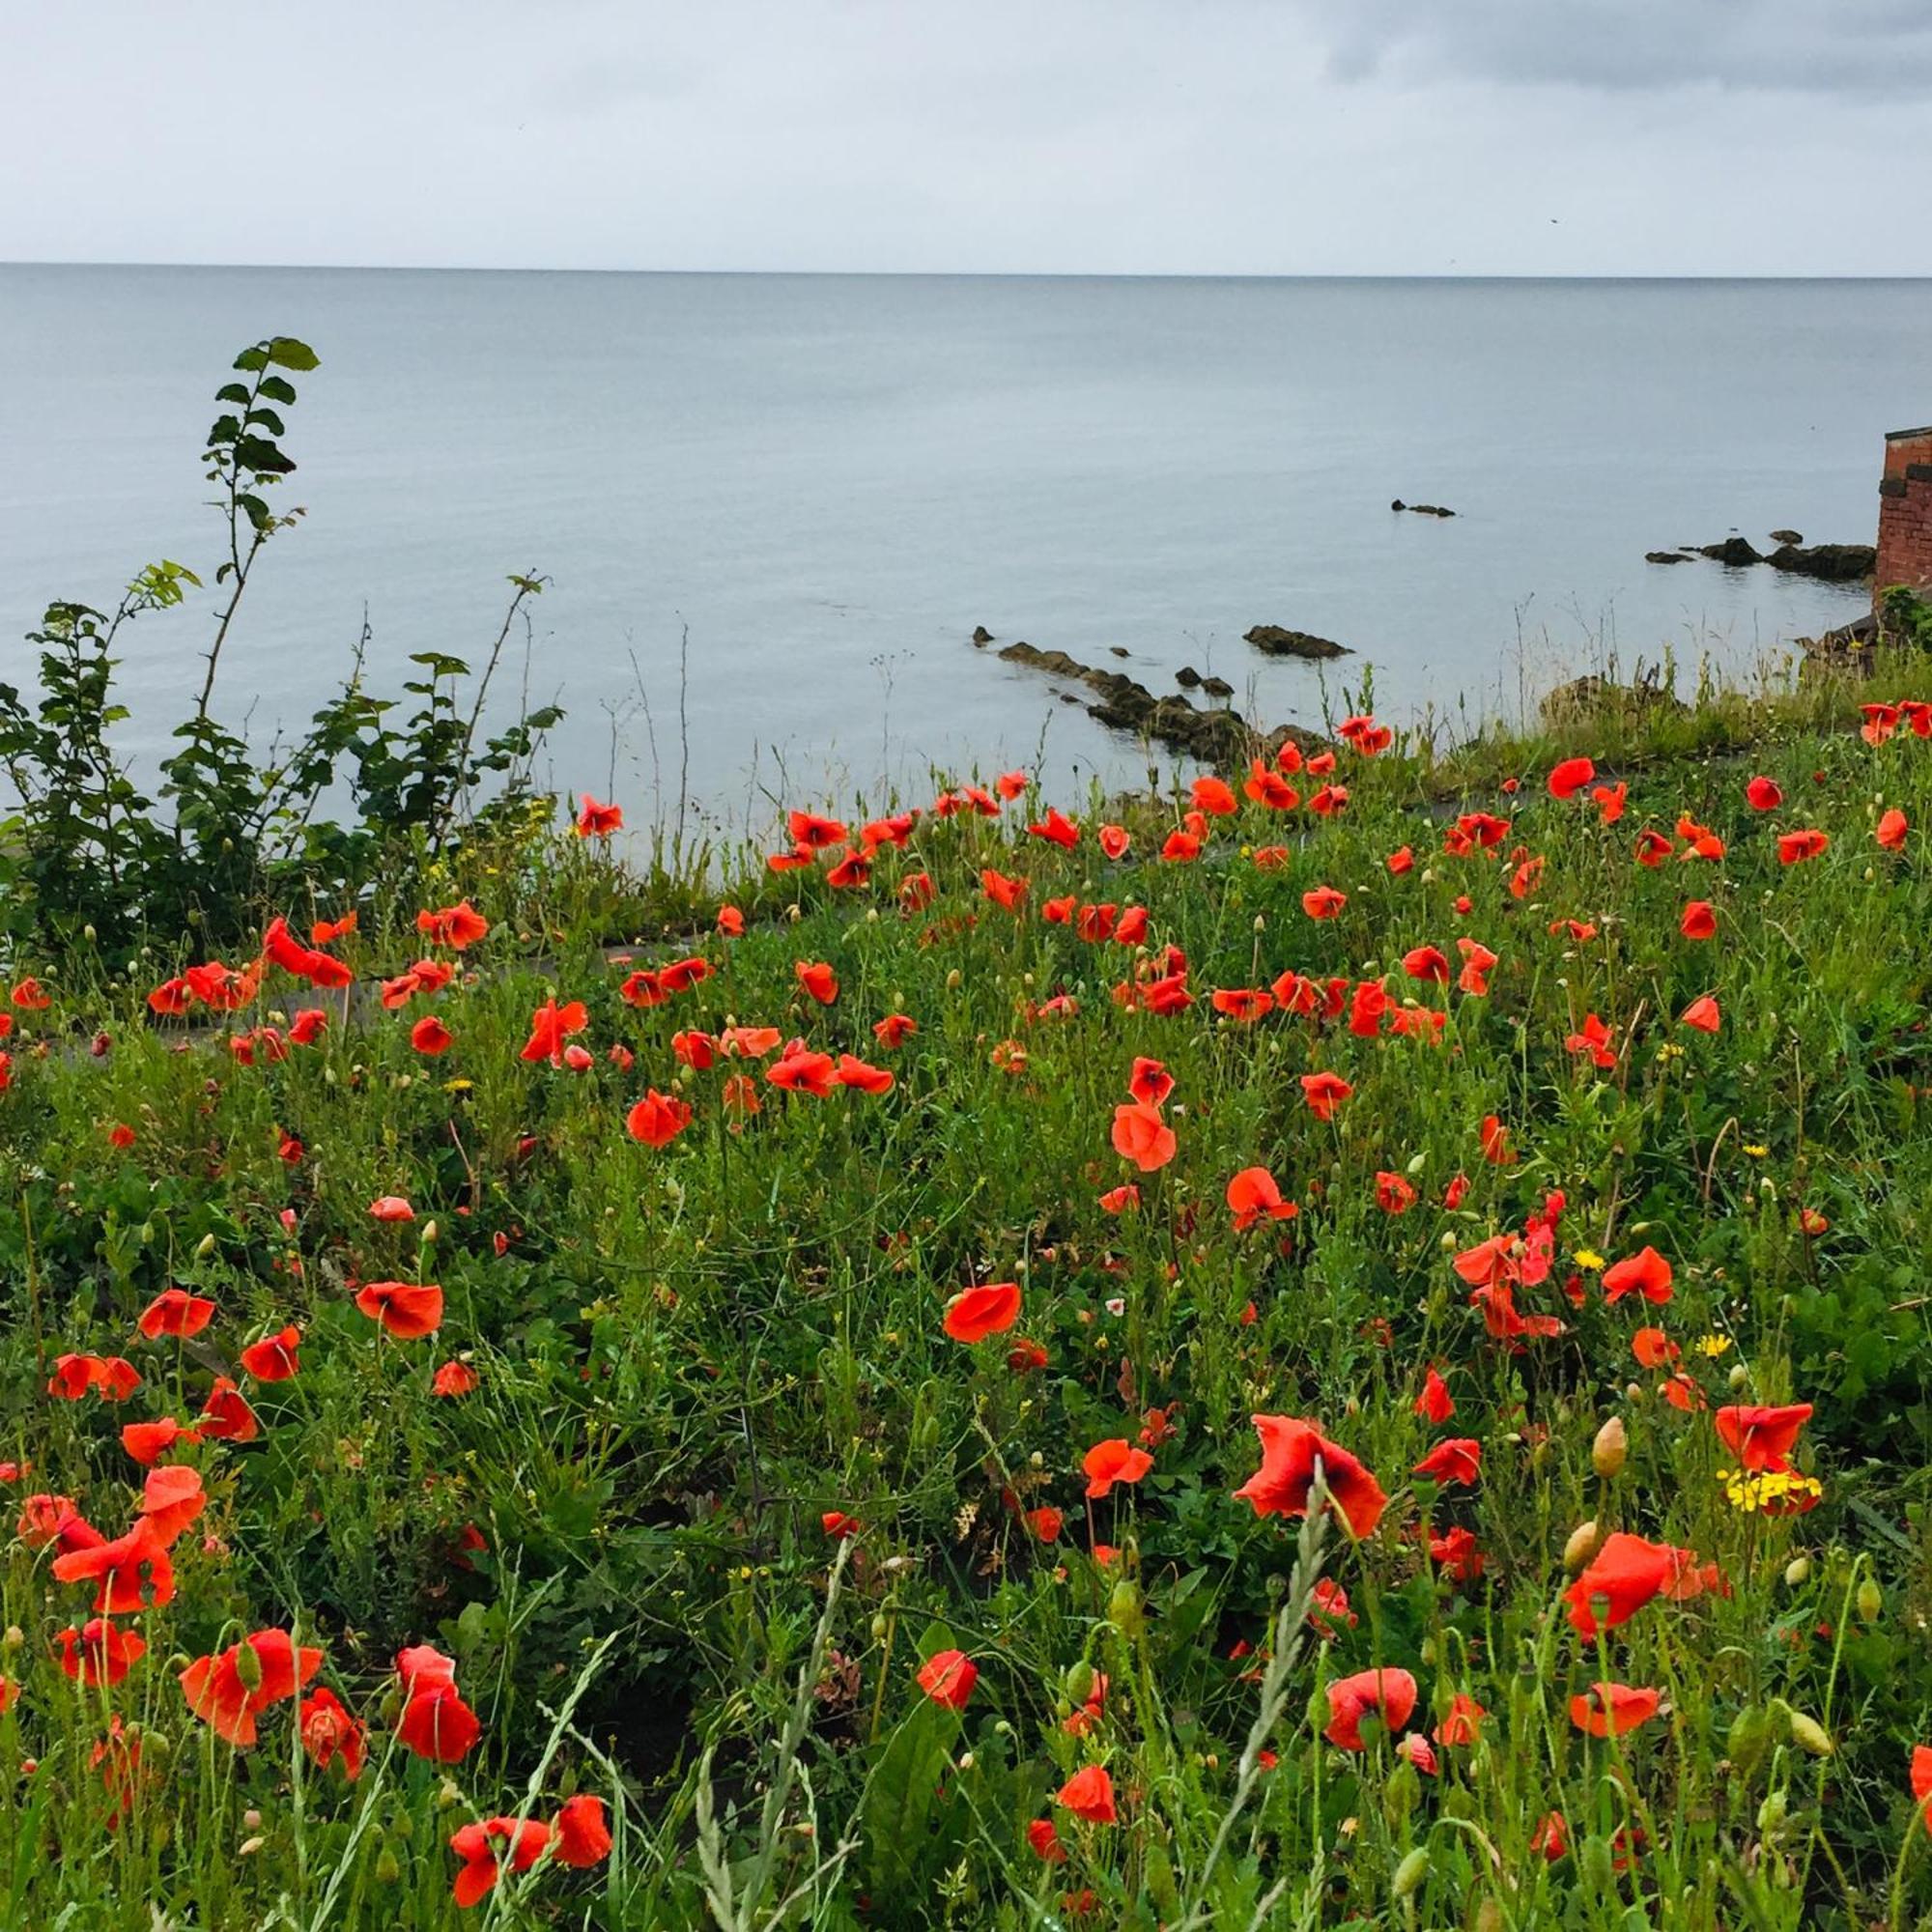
1857;1577;1883;1622
1591;1417;1627;1479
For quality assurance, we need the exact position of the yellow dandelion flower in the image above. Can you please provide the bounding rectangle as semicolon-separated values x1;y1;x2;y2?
1573;1248;1606;1272
1696;1333;1732;1358
1743;1144;1770;1158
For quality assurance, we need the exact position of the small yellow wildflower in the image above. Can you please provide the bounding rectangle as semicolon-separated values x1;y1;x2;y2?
1573;1248;1605;1272
1696;1333;1733;1358
1718;1466;1823;1515
1743;1144;1770;1158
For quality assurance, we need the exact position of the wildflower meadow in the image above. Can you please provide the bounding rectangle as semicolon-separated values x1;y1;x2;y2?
6;340;1932;1928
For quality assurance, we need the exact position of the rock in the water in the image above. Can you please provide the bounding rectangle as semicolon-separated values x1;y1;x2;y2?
1393;499;1456;517
1108;646;1130;659
1242;624;1351;659
1765;542;1875;582
1769;529;1804;546
1645;551;1690;564
1200;675;1234;698
997;640;1325;765
1697;536;1763;567
971;625;994;646
1176;666;1203;688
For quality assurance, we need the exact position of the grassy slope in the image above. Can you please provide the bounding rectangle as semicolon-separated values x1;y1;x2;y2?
3;665;1932;1928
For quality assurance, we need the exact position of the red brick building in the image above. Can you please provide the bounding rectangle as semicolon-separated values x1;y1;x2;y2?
1877;424;1932;604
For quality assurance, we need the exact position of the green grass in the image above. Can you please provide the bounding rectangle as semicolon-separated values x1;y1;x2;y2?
5;669;1932;1928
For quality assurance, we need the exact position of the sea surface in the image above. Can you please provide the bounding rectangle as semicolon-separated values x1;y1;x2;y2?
1;268;1925;834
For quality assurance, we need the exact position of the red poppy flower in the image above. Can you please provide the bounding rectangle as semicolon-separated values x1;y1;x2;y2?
1569;1682;1660;1737
1301;885;1348;920
1592;782;1627;823
1777;829;1829;865
1876;808;1909;852
52;1518;175;1613
1323;1668;1418;1748
433;1360;480;1397
1097;1184;1140;1214
1412;1438;1482;1488
1548;756;1596;800
1679;994;1721;1034
1028;1818;1068;1863
137;1288;216;1340
1082;1438;1153;1499
768;1047;837;1096
397;1680;482;1764
1632;1326;1678;1368
575;793;624;837
1299;1071;1352;1122
519;997;588;1065
411;1015;453;1056
835;1052;895;1094
794;960;839;1005
416;900;490;950
1634;829;1672;867
197;1377;260;1442
943;1282;1023;1343
1713;1402;1812;1472
1028;806;1081;848
1211;986;1273;1023
181;1629;324;1747
1111;1100;1177;1172
1913;1747;1932;1834
449;1817;551;1908
1678;899;1717;941
1055;1765;1117;1824
1401;945;1449;984
1226;1166;1297;1231
1532;1811;1570;1860
139;1465;206;1547
1435;1694;1487;1747
1376;1171;1418;1215
872;1012;918;1048
1235;1415;1387;1539
1564;1532;1687;1638
552;1793;612;1868
1745;775;1783;810
1026;1504;1064;1543
1602;1246;1673;1305
627;1089;695;1147
916;1649;978;1709
300;1687;366;1781
355;1282;445;1339
1456;938;1498;997
1414;1366;1455;1423
1478;1114;1514;1164
57;1617;147;1686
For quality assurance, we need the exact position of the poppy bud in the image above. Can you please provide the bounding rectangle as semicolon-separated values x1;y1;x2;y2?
138;1221;155;1244
2;1626;20;1650
375;1850;402;1886
946;969;962;990
239;1836;266;1857
1406;1151;1427;1175
1857;1577;1882;1622
1383;1758;1418;1821
1252;914;1264;933
196;1233;217;1260
438;1779;462;1809
1107;1578;1144;1637
1391;1848;1430;1898
1474;1901;1505;1932
870;1615;889;1641
141;1730;171;1766
235;1641;265;1692
1623;1381;1642;1403
957;1750;975;1770
1783;1556;1809;1587
1065;1660;1095;1704
389;1809;412;1840
1562;1520;1602;1572
1757;1791;1787;1833
1591;1416;1627;1479
421;1220;440;1245
1786;1709;1833;1756
1727;1363;1749;1390
1418;1637;1436;1667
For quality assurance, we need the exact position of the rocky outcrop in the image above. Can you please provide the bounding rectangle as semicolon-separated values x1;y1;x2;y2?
1391;499;1456;517
1769;529;1804;546
1645;551;1690;564
971;626;994;646
1541;670;1687;730
998;640;1325;765
1698;536;1763;567
1766;542;1875;582
1242;624;1350;660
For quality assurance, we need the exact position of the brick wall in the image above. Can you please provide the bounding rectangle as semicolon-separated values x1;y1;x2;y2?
1877;424;1932;605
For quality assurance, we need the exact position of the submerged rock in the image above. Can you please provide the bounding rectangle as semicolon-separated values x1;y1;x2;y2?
1242;624;1351;660
971;625;994;646
1645;551;1690;564
1766;542;1874;582
1200;674;1234;698
1391;499;1457;517
1769;528;1804;546
998;640;1324;765
1176;666;1203;688
1698;536;1763;567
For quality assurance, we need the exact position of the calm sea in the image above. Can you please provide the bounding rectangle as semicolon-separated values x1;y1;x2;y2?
2;268;1925;829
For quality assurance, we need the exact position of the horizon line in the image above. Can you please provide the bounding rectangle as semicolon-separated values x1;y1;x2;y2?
4;259;1931;283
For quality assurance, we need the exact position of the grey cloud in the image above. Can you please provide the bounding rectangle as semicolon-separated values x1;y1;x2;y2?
1302;0;1932;96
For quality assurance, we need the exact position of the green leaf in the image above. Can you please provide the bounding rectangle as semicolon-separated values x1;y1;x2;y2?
267;337;320;372
236;495;274;534
259;376;298;405
232;346;269;373
214;383;251;405
244;408;286;436
234;437;296;477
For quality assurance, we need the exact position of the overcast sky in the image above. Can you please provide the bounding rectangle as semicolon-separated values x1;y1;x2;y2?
5;0;1929;275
